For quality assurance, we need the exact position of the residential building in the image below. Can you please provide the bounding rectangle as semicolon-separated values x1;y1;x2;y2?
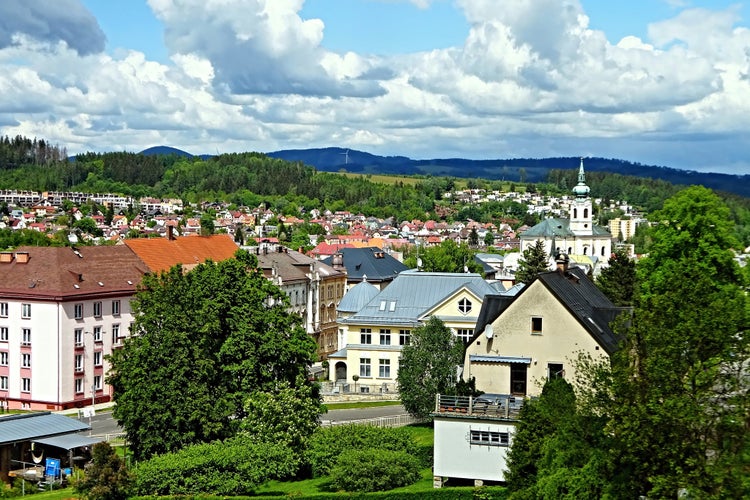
321;247;409;290
124;232;239;273
249;245;347;359
329;270;503;393
0;246;147;410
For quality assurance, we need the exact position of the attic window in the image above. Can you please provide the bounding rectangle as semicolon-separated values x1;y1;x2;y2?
531;317;543;334
458;298;472;314
389;301;396;312
379;300;386;311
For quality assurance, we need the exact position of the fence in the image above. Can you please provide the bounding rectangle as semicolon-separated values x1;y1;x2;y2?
320;413;422;428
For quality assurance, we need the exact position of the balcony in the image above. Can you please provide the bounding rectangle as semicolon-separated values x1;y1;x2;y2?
433;394;525;420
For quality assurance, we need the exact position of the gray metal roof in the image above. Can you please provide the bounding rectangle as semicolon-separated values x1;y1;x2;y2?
0;412;90;445
35;434;102;450
338;280;380;313
520;217;611;238
342;269;497;324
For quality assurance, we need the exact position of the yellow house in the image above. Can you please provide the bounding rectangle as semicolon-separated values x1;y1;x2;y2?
329;270;504;394
464;259;625;397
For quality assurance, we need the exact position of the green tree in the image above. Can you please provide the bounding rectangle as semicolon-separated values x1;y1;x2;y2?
468;227;479;247
73;216;103;237
74;442;132;500
515;240;549;284
403;240;482;273
199;212;215;235
108;250;318;461
606;186;749;498
484;230;495;247
397;316;465;420
595;247;636;306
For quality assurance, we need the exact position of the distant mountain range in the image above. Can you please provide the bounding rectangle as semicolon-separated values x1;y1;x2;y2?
139;146;750;198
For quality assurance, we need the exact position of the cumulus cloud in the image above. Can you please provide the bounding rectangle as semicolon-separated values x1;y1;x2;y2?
0;0;105;55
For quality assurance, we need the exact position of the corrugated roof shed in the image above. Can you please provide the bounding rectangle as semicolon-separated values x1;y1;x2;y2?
0;412;89;445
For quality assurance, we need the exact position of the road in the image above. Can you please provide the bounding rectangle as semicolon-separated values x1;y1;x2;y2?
77;403;409;438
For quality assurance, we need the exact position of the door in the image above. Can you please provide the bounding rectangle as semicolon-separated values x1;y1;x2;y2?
510;363;527;395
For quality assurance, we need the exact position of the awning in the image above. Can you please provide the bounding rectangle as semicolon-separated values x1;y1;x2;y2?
469;355;531;364
34;434;103;450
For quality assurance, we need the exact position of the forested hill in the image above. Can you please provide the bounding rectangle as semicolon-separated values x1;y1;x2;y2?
265;147;750;198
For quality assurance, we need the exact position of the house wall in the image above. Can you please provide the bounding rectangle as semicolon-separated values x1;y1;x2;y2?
464;280;608;397
433;417;516;483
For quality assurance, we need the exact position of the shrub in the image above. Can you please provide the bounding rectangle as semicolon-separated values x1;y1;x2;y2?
328;449;421;492
305;424;418;477
74;442;132;500
134;435;296;496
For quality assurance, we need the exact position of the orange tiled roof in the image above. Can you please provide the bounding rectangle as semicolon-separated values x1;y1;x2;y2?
124;234;239;273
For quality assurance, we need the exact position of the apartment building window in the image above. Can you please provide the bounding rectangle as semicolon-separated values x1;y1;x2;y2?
470;430;509;447
21;328;31;346
531;317;543;335
379;329;391;345
94;351;102;367
360;328;372;345
75;354;83;372
0;376;7;390
399;329;410;345
456;329;474;343
112;300;120;316
359;358;371;377
75;378;83;393
74;328;83;347
94;375;102;390
22;353;31;368
74;303;83;320
93;326;102;342
93;301;102;318
0;351;7;366
458;298;472;314
21;303;31;319
379;359;391;378
112;324;120;344
22;377;30;392
0;302;7;317
0;326;7;342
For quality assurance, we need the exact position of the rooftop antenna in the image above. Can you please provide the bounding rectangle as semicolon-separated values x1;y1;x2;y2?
340;149;349;164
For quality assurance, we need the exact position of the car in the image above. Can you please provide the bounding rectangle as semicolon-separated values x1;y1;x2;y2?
473;393;508;407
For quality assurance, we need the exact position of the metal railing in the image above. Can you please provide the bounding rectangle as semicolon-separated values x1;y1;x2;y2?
320;413;421;428
434;394;524;420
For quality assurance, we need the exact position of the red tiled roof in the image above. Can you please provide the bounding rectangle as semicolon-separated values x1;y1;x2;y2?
124;234;239;274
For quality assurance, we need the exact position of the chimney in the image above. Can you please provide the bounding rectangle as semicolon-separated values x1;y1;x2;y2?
332;252;344;270
0;252;14;264
15;252;30;264
167;225;175;241
556;253;569;273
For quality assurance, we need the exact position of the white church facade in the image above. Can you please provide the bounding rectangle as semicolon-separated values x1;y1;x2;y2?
519;159;612;273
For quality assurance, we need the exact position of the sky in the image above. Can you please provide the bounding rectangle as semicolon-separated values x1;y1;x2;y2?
1;1;749;175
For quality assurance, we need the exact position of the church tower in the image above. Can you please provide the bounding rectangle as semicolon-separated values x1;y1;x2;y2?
569;158;592;235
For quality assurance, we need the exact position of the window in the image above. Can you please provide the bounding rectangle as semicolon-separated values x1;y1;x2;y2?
0;302;7;317
22;353;31;368
94;351;102;367
399;329;410;346
112;324;120;344
21;328;31;346
74;303;83;319
93;326;102;342
112;300;120;316
359;358;371;377
379;329;391;345
531;317;543;334
379;300;386;311
470;430;509;447
0;376;7;390
93;301;102;318
75;354;83;372
379;359;391;378
21;303;31;319
389;301;396;312
0;351;7;366
458;298;472;314
360;328;372;345
94;375;102;390
22;377;31;392
0;326;8;342
75;378;83;393
548;363;564;379
74;328;83;347
456;329;474;343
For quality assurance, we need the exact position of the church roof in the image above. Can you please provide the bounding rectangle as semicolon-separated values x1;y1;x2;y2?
520;218;611;239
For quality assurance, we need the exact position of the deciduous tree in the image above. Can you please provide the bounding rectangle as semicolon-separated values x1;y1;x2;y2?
397;316;465;419
108;250;318;461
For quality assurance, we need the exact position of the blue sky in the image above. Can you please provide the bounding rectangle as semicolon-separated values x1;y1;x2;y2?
2;0;750;175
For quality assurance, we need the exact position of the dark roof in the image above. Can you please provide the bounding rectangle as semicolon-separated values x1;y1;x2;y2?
0;412;89;445
474;267;627;355
321;247;408;282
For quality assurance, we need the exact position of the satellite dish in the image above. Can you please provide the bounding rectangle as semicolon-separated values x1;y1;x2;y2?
484;324;494;339
416;257;423;269
464;265;469;273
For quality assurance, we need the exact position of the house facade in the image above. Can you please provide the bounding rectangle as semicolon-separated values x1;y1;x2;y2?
0;247;147;410
329;270;503;393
